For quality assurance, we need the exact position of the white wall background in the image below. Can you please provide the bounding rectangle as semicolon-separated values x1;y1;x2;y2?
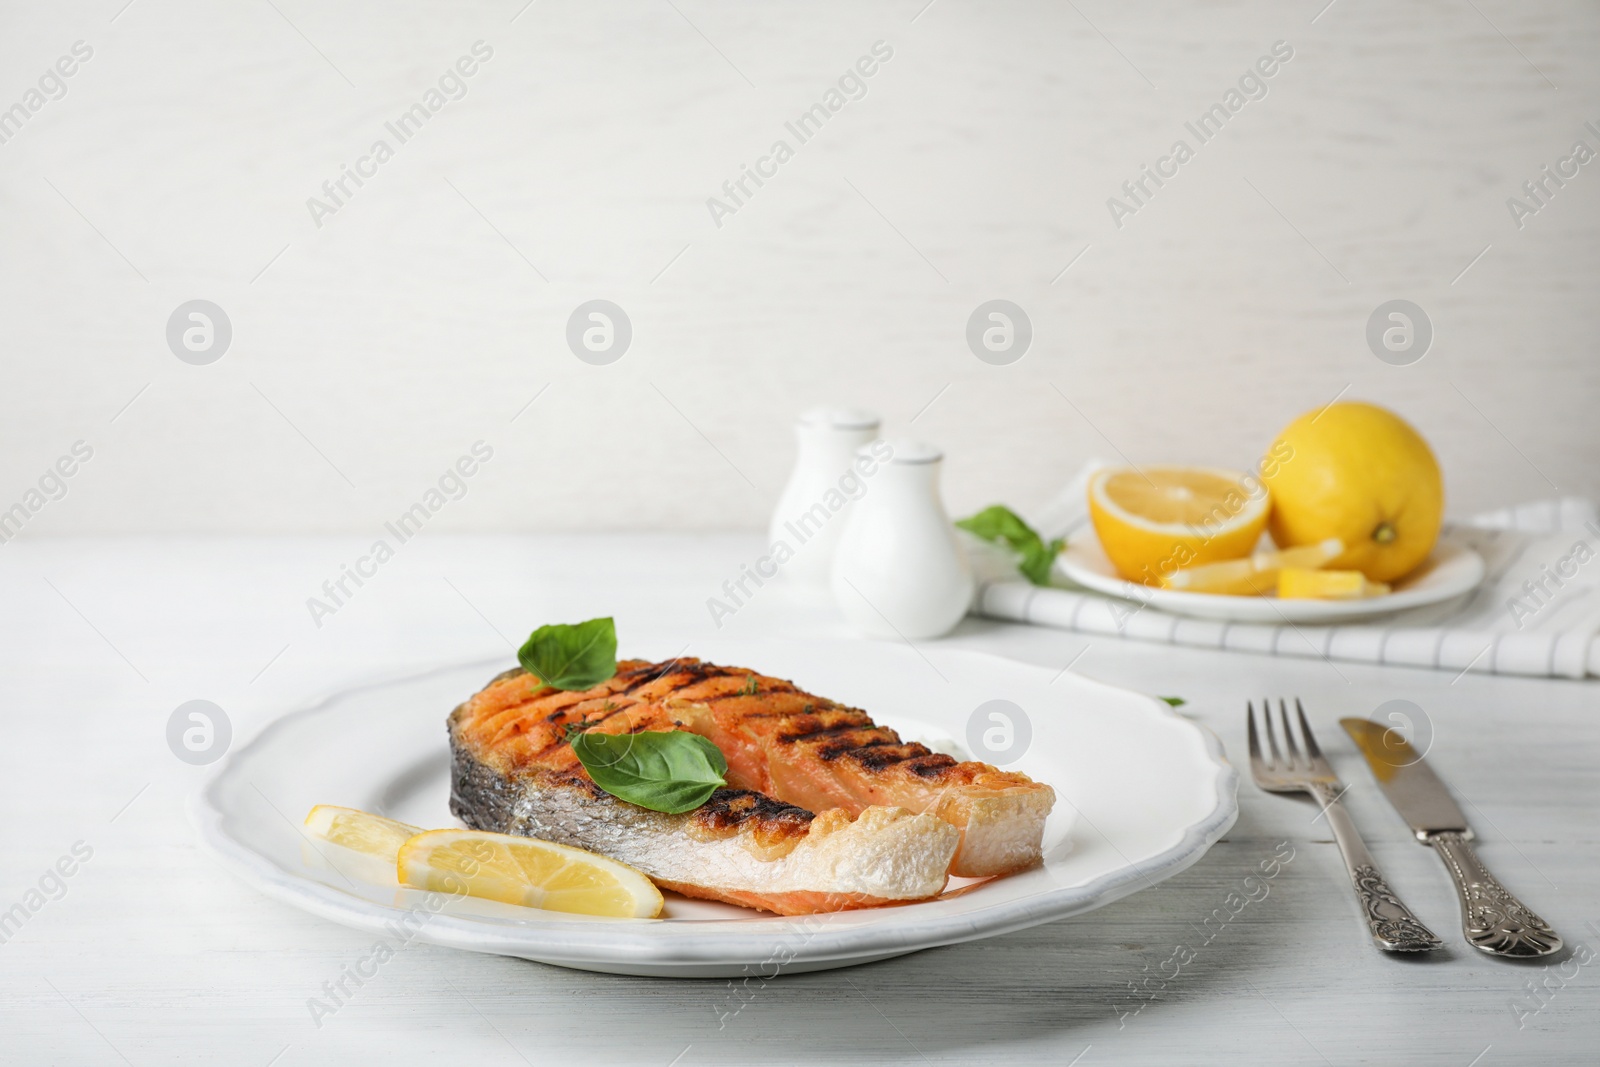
1;0;1596;536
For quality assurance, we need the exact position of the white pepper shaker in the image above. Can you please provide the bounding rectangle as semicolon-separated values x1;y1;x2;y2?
831;440;973;639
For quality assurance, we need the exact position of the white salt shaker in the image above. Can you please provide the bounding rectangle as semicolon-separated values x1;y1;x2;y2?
768;407;881;586
831;440;974;639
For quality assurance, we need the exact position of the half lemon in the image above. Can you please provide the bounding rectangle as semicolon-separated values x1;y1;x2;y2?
1088;466;1271;584
397;828;664;919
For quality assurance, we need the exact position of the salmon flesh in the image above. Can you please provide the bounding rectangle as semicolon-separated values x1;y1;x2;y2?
448;659;1054;914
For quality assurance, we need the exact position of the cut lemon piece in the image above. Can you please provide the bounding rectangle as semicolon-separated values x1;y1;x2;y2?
303;805;423;885
1278;567;1391;600
397;829;663;919
1088;466;1271;584
1163;538;1344;596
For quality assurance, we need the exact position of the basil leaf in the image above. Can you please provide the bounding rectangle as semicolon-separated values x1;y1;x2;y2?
570;730;728;814
517;617;618;691
1159;696;1187;707
956;505;1064;587
1016;539;1066;586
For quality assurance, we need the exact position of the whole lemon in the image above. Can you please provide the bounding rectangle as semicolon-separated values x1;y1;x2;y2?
1261;402;1443;583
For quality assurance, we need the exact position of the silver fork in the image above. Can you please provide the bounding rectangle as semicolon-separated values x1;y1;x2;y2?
1248;698;1442;953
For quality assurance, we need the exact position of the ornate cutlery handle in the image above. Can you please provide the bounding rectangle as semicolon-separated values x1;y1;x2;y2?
1426;830;1563;957
1308;783;1441;953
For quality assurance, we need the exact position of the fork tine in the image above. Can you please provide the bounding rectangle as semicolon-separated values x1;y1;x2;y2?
1262;698;1283;764
1247;701;1262;764
1295;698;1324;761
1279;698;1301;767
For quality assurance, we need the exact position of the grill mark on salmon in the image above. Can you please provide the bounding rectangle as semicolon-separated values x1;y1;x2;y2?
640;659;1057;877
449;667;959;915
452;657;1055;891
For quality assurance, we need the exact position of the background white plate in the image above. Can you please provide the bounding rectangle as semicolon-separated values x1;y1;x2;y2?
1058;531;1485;623
192;640;1236;978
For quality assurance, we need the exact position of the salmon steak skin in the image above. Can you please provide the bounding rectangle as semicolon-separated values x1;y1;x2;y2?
448;658;1055;915
449;666;960;915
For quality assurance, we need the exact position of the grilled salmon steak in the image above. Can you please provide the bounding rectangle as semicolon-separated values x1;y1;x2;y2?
662;667;1052;877
449;666;958;914
448;658;1055;913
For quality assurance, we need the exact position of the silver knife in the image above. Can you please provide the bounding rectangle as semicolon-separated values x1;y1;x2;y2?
1341;718;1563;958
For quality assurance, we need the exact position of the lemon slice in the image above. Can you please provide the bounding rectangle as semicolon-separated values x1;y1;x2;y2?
1088;467;1271;584
397;829;664;919
1278;567;1391;600
303;805;423;885
1162;538;1344;596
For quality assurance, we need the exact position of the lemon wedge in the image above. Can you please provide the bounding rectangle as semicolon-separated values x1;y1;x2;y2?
302;805;422;884
1277;568;1391;600
397;829;664;919
1162;538;1344;596
1087;467;1271;584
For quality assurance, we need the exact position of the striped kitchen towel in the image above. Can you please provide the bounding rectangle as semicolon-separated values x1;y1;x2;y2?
971;468;1600;680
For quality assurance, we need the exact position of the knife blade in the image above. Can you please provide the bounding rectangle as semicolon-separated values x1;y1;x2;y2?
1340;717;1563;958
1339;717;1469;838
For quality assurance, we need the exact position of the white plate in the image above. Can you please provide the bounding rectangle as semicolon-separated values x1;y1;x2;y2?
191;639;1235;978
1057;531;1485;624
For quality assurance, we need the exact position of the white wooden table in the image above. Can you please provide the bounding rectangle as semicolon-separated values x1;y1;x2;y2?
2;535;1596;1065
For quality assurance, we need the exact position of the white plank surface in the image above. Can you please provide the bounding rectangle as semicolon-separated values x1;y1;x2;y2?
1;535;1596;1065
